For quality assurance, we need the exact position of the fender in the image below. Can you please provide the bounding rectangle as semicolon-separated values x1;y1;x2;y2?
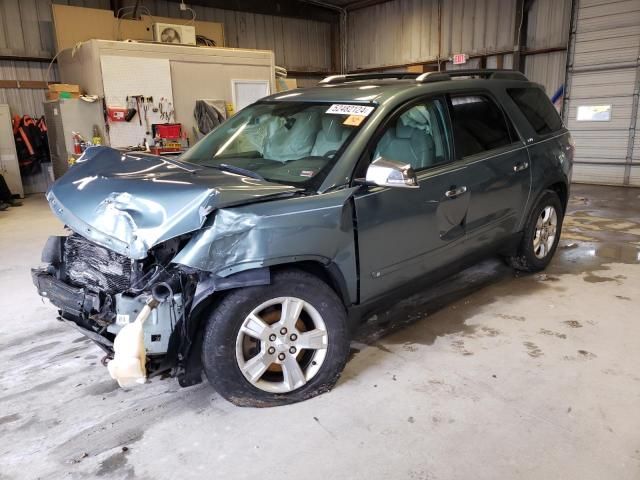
172;188;360;305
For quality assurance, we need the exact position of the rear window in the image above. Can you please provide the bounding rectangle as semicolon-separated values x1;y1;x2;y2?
449;95;517;157
508;87;563;135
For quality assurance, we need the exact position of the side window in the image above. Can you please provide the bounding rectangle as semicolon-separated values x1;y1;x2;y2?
508;87;563;135
373;98;451;171
449;94;516;158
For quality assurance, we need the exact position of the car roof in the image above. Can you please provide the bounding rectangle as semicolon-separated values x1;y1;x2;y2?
263;70;538;105
266;79;417;104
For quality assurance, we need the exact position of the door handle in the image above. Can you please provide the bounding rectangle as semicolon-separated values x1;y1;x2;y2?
513;161;529;172
445;186;467;198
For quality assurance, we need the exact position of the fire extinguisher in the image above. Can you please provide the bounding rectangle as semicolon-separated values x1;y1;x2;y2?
72;132;83;154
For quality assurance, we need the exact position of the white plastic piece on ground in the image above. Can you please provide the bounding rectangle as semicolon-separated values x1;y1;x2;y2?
107;303;154;387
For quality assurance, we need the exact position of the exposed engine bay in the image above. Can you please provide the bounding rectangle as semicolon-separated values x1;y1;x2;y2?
31;231;265;386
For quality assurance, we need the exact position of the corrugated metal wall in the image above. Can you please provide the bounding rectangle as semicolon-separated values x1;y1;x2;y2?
347;0;570;98
524;0;571;95
565;0;640;186
0;0;332;116
140;1;332;72
347;0;517;71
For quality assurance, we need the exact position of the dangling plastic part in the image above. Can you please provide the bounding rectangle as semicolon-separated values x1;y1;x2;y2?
107;297;159;387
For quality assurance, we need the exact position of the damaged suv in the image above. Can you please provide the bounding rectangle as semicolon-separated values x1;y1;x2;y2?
33;70;572;406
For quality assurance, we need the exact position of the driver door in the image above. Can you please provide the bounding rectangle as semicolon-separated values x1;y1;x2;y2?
353;97;471;302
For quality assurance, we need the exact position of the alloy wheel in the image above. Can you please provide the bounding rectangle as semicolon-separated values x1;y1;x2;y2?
533;205;558;259
235;297;328;393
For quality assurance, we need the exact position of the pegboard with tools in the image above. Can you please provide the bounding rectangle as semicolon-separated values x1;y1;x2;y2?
100;55;175;148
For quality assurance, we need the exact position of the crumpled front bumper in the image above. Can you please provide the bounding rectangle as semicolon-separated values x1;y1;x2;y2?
32;268;116;352
31;268;100;318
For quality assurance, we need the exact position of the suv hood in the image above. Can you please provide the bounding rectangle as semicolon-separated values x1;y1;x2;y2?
47;146;302;259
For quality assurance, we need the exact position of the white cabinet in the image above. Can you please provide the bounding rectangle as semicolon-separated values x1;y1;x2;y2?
0;104;24;198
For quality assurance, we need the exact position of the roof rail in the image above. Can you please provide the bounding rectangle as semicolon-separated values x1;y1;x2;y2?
320;69;528;85
416;69;528;83
319;72;420;84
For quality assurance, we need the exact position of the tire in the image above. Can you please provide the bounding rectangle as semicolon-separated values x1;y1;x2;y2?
202;269;350;407
507;189;564;272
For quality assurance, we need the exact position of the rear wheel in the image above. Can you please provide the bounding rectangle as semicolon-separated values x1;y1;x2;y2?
507;190;564;272
202;269;349;407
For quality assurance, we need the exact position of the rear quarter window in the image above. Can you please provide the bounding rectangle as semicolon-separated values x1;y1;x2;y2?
507;87;563;135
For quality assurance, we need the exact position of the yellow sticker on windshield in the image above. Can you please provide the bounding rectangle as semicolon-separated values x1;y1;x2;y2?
343;115;365;126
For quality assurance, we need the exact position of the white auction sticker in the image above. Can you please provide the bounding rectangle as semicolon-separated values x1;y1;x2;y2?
326;104;375;116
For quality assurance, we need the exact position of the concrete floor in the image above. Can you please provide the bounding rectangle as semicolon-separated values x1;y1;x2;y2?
1;184;639;480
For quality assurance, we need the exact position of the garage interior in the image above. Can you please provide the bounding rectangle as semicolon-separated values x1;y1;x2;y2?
0;0;639;478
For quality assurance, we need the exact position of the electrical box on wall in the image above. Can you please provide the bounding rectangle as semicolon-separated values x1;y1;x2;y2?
153;23;196;45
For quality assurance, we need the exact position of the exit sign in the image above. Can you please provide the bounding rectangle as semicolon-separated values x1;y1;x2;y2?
453;53;467;65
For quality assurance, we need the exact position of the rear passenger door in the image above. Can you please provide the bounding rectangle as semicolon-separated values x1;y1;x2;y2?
447;92;531;252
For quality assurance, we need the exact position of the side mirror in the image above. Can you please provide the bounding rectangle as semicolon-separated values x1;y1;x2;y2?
365;157;419;189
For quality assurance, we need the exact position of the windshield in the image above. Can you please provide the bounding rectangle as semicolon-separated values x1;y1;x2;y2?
180;101;374;188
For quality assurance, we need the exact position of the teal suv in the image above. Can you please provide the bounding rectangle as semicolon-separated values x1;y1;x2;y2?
33;70;573;406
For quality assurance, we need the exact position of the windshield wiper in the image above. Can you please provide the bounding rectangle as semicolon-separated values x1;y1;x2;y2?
212;163;264;180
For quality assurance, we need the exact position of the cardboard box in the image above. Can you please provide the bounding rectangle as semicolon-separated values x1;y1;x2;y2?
46;91;81;100
406;65;425;73
52;4;225;53
48;83;81;93
51;5;117;54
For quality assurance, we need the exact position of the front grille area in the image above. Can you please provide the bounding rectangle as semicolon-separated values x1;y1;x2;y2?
63;234;132;293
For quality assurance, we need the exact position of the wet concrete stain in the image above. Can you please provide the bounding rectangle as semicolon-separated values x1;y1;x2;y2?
85;380;120;396
374;343;394;354
0;412;21;425
48;345;88;361
53;385;213;460
355;258;553;353
9;340;61;360
450;339;473;356
564;350;598;361
96;448;134;478
480;326;501;337
523;342;543;358
535;273;561;282
496;313;526;322
0;323;69;351
564;320;583;328
347;347;360;362
539;328;567;339
583;273;617;283
0;376;68;404
402;342;418;352
578;350;597;359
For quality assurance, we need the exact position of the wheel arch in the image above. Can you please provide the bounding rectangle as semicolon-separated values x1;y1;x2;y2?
547;181;568;213
269;260;352;308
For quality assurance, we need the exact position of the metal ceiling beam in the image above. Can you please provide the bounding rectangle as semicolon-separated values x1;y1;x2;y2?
162;0;340;23
344;0;394;10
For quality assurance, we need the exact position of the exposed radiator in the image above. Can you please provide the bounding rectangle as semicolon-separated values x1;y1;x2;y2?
63;234;132;293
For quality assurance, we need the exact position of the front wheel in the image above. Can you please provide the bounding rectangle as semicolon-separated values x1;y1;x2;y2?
507;189;564;272
202;269;350;407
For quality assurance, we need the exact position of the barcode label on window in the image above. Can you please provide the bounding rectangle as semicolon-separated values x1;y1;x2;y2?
326;104;374;116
